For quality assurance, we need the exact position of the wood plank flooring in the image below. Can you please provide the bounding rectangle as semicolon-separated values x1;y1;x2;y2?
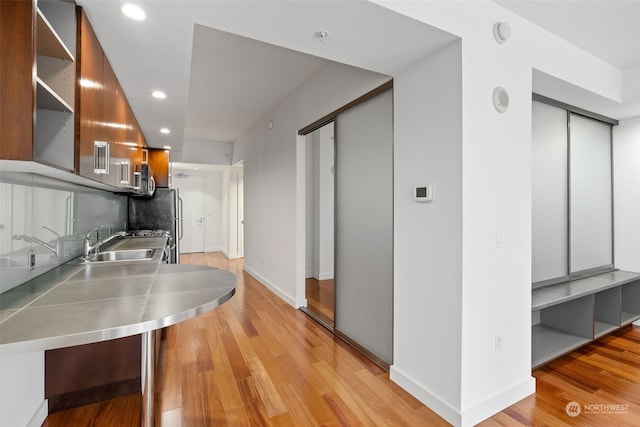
42;252;640;426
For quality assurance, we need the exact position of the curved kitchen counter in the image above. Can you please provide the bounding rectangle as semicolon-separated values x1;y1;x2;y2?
0;261;237;356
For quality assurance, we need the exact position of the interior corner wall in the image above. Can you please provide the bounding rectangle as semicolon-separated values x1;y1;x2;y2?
457;7;536;422
233;61;388;304
317;124;335;280
221;167;231;256
227;166;243;258
614;116;640;272
204;172;223;252
391;40;464;419
371;0;629;424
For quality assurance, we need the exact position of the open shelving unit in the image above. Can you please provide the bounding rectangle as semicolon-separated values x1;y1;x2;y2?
37;8;74;61
34;1;76;171
36;77;73;112
621;281;640;325
532;270;640;368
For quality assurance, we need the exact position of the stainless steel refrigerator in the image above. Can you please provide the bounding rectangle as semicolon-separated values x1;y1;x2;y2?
128;188;182;263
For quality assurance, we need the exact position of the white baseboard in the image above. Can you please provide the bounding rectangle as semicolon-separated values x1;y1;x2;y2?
205;246;223;253
390;366;461;425
460;377;535;426
390;366;535;427
221;249;243;259
317;272;334;281
243;264;296;307
27;399;48;427
305;271;335;281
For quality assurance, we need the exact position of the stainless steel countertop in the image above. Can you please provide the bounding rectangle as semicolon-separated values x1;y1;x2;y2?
0;238;236;356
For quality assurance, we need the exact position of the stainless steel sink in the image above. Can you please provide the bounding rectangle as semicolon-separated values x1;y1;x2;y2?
86;249;157;263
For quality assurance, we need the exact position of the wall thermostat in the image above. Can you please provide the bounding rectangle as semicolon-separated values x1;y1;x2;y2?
415;184;433;202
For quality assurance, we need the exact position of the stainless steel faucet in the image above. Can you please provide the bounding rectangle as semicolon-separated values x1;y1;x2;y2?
83;227;126;259
83;228;102;259
12;234;58;255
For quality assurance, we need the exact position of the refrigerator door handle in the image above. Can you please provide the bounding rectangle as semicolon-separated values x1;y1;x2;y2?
178;196;184;241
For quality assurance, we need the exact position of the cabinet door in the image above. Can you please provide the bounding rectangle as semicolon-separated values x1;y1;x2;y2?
0;0;35;161
148;148;170;188
97;53;119;186
76;9;105;180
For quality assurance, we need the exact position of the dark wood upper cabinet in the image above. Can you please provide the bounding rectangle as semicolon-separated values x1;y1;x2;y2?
76;7;160;190
1;3;169;191
76;7;104;179
147;148;170;188
1;0;76;167
0;0;35;161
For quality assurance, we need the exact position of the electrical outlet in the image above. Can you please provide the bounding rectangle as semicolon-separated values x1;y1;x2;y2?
496;229;504;248
28;250;36;271
495;334;503;352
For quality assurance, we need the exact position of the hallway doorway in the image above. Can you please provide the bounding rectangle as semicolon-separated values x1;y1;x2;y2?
173;174;205;253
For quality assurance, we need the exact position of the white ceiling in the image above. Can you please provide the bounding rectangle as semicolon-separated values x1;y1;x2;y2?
76;0;456;162
184;25;327;144
76;1;640;163
495;0;640;70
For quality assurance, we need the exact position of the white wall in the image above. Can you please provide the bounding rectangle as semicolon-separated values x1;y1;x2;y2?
222;167;231;256
0;351;47;427
227;166;243;258
305;133;314;277
181;138;233;165
316;125;334;280
233;61;389;306
355;1;628;425
614;116;640;272
392;40;464;419
305;125;334;280
372;1;628;425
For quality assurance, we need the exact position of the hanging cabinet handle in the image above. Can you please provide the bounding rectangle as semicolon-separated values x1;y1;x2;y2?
94;141;109;175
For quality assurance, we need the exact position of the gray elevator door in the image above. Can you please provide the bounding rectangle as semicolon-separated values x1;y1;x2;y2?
334;88;393;365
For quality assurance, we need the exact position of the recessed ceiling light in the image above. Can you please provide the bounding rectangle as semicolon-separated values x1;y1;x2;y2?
152;90;166;99
160;128;170;134
121;4;145;21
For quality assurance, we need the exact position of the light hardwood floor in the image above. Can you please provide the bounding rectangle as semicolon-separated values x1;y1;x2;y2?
43;252;640;426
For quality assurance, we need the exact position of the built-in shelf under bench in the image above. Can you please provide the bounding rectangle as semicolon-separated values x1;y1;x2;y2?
532;270;640;368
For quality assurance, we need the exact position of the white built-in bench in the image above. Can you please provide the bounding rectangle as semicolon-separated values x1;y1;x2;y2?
532;270;640;368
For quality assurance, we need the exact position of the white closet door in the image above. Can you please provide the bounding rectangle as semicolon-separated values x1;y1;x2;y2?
569;113;613;273
335;89;393;365
532;101;568;283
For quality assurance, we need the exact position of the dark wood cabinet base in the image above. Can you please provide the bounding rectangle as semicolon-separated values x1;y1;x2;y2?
47;377;140;414
45;335;141;412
